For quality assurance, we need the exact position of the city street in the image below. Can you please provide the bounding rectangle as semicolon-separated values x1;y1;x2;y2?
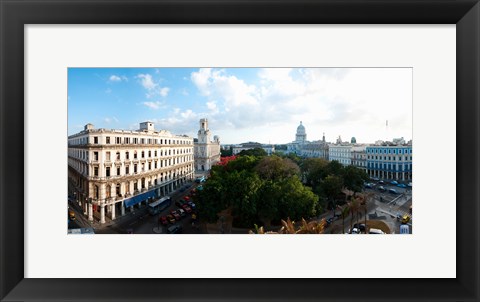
69;178;204;234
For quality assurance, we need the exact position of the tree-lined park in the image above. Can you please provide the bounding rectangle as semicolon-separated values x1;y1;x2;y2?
194;148;370;230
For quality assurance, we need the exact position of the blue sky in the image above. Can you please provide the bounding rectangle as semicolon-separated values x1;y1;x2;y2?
68;68;412;144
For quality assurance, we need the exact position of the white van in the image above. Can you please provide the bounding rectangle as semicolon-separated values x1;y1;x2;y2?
369;228;385;234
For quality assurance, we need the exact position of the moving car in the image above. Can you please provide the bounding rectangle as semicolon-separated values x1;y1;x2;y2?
378;186;386;192
397;183;407;188
390;180;398;185
68;210;76;221
388;188;398;194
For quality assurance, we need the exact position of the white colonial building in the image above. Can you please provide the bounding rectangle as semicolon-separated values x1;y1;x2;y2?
194;118;221;171
68;122;195;223
351;145;368;172
328;144;353;166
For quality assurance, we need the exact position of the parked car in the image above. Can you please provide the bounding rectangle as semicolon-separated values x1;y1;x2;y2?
183;196;190;202
353;223;366;232
160;216;168;225
167;215;176;224
187;201;196;210
388;188;398;194
379;180;385;185
369;228;385;234
378;186;386;192
408;182;412;187
175;200;186;207
170;210;181;220
371;177;380;181
178;208;186;217
167;224;182;234
349;228;360;234
397;183;407;188
390;180;398;185
364;183;373;189
182;204;192;213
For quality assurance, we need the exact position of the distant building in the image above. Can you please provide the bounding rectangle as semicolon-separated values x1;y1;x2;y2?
366;141;412;181
351;145;367;172
68;122;194;224
232;142;275;155
287;122;328;159
328;144;353;166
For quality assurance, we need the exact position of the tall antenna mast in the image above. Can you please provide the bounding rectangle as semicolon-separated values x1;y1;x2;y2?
386;120;389;141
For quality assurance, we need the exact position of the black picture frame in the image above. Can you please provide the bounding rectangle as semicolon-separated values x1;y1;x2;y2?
1;0;479;301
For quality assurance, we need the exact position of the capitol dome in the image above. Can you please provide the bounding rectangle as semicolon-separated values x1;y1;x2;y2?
296;121;306;135
295;121;307;143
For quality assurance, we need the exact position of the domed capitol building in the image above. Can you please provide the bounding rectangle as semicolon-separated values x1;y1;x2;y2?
287;121;329;159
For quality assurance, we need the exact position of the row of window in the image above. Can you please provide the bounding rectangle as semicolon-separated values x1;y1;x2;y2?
69;147;194;162
367;163;412;171
367;155;412;161
92;160;194;177
69;136;192;146
366;148;412;154
92;148;193;162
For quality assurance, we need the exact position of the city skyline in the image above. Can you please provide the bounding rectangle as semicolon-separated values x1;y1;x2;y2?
68;67;412;144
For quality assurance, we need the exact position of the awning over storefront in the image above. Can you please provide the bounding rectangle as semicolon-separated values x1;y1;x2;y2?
124;190;156;208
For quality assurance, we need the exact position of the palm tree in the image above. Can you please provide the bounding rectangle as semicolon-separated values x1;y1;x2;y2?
355;191;374;232
338;204;350;234
349;198;361;232
249;217;326;234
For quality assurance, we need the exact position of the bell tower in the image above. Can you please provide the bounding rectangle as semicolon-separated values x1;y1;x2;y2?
198;118;211;144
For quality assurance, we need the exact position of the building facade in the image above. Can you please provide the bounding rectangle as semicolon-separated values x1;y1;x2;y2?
351;146;367;172
194;118;221;171
299;140;329;159
68;122;195;223
328;144;353;166
366;144;412;181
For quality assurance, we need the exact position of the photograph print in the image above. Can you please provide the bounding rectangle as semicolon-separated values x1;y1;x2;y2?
67;67;412;235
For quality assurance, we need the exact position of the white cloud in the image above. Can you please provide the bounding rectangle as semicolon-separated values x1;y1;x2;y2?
109;75;121;82
189;68;411;144
143;101;164;110
137;73;169;98
137;74;157;90
104;117;120;124
159;87;170;97
149;109;199;135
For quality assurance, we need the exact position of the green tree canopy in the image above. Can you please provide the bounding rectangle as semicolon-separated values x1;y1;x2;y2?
237;148;267;157
254;155;300;181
